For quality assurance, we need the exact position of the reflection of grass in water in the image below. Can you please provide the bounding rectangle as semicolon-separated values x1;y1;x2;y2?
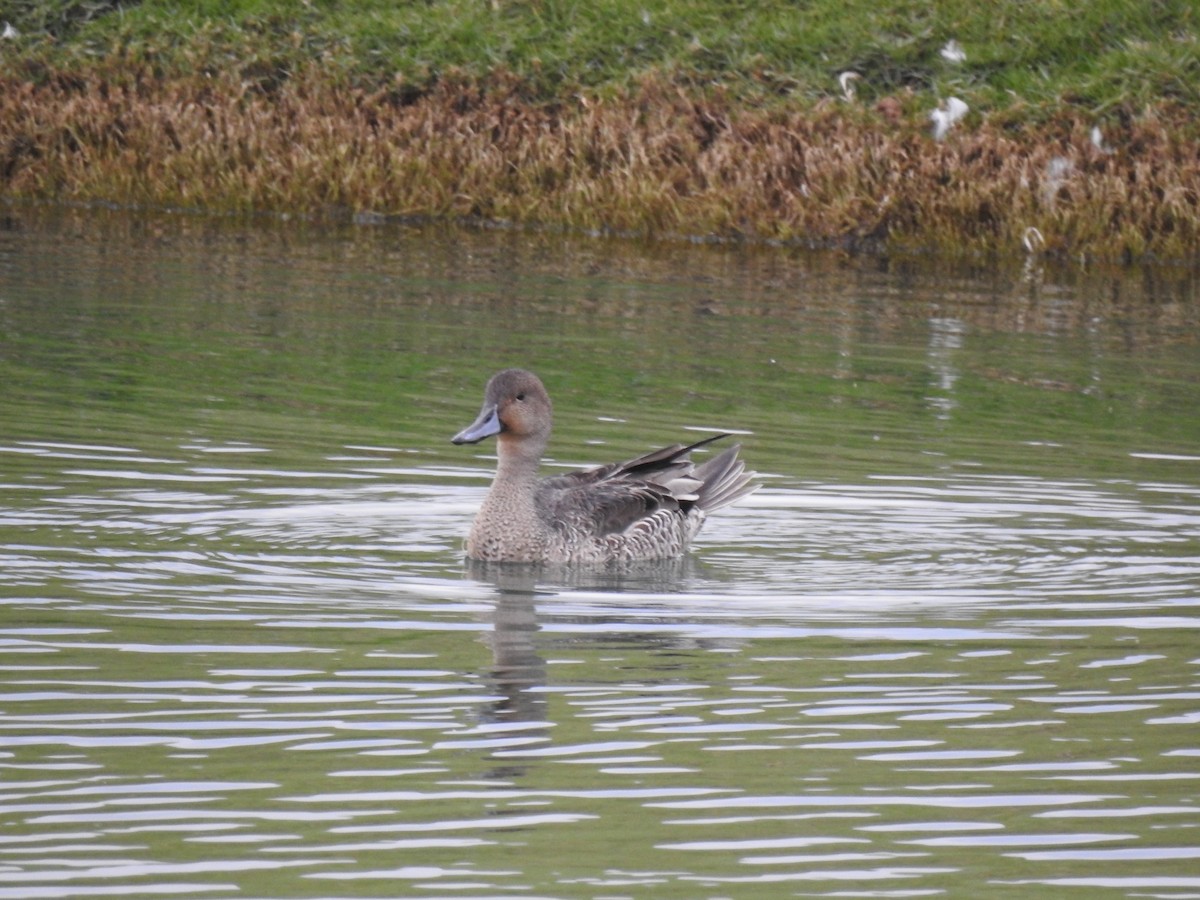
5;206;1197;488
2;1;1199;260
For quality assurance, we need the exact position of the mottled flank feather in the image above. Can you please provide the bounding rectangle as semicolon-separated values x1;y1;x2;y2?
452;369;757;564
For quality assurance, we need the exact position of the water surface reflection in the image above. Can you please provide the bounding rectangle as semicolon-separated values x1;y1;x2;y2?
1;210;1198;897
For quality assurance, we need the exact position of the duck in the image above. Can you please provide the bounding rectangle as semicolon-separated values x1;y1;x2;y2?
451;368;757;564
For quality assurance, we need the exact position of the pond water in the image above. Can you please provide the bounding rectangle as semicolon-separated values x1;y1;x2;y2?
1;207;1199;898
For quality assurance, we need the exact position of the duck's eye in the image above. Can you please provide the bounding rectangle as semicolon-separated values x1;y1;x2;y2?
515;392;526;402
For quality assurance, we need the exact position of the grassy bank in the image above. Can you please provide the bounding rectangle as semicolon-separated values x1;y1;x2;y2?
2;0;1198;260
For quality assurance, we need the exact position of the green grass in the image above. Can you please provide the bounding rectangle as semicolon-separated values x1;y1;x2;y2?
5;0;1197;113
2;1;1197;260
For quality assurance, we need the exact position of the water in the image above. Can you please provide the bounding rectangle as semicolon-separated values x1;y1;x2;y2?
1;207;1199;898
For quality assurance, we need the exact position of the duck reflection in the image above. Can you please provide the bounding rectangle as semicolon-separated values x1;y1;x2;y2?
468;556;701;595
469;557;703;721
466;562;549;779
479;568;548;728
466;556;720;777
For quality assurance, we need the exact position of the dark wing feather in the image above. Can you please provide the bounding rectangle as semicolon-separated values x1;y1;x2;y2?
544;433;729;490
537;434;731;538
539;479;679;538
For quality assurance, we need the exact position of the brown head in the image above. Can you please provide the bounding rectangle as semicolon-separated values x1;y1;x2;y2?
451;369;553;454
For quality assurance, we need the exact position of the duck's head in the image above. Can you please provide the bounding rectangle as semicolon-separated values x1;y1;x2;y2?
452;368;553;448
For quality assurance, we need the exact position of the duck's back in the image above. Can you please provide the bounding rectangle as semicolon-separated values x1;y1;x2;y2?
533;438;754;563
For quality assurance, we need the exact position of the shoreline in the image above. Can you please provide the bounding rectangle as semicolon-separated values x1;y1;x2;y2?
2;2;1198;264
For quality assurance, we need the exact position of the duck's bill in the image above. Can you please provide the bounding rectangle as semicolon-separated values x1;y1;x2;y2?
451;405;502;444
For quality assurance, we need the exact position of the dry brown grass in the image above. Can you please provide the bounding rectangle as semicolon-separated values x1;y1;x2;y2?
3;65;1198;261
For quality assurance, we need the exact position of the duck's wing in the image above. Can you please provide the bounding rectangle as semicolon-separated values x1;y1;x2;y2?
547;434;727;491
537;434;732;538
538;477;680;539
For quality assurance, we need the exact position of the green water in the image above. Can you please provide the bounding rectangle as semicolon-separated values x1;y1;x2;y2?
4;209;1197;479
0;207;1198;898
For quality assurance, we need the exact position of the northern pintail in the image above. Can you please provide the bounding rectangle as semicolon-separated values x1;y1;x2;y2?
451;368;756;563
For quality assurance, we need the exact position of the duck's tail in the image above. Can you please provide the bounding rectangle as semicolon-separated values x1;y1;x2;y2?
693;441;758;513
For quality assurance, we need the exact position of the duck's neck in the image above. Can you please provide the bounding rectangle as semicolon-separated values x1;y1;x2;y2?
467;437;549;562
490;435;544;490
